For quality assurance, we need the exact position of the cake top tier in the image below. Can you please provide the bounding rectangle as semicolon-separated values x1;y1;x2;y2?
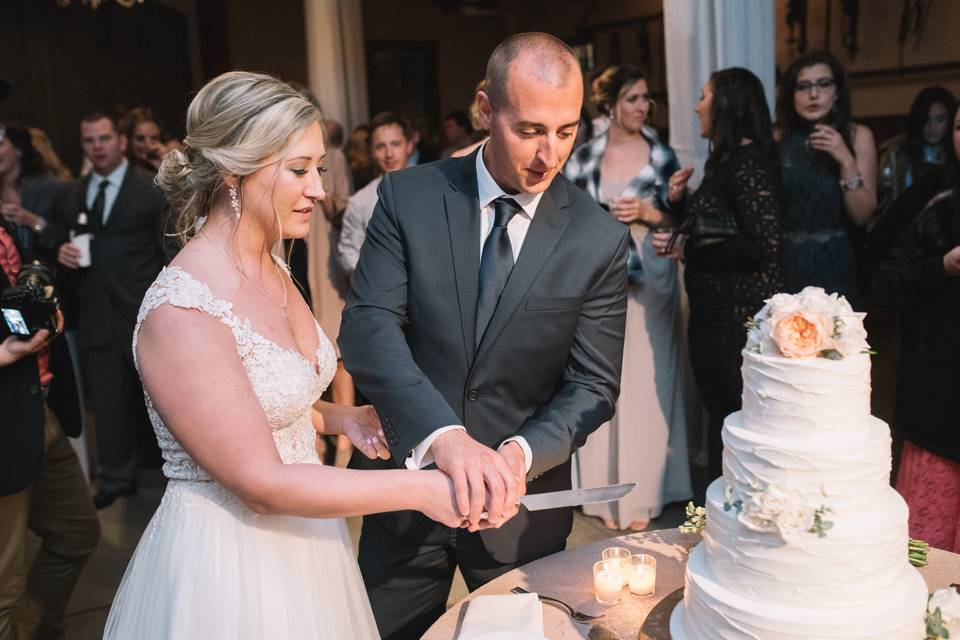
740;288;872;433
745;287;868;361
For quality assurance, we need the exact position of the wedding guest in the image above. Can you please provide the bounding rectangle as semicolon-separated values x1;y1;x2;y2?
0;122;66;251
29;127;72;180
565;64;693;530
878;86;957;208
345;124;377;190
439;109;474;158
654;67;783;480
324;118;345;149
405;114;436;167
337;112;414;275
776;50;877;308
0;122;83;442
868;94;959;272
451;80;489;158
55;111;169;508
871;105;960;553
121;107;182;174
0;221;98;640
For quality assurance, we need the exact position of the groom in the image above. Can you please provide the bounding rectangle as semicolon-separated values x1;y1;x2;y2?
339;32;629;639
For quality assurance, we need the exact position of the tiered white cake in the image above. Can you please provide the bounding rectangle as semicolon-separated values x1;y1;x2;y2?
670;288;928;639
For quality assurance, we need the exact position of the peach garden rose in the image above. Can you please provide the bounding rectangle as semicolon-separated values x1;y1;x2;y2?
769;310;830;359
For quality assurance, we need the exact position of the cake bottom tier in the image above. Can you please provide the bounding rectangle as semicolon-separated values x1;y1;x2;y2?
670;543;927;640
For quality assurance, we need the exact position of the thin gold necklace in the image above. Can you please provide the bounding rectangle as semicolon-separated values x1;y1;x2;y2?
200;227;289;318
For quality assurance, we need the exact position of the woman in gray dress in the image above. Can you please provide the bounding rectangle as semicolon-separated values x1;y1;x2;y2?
565;65;694;530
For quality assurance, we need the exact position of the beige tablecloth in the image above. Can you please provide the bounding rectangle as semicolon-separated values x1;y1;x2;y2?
423;528;960;640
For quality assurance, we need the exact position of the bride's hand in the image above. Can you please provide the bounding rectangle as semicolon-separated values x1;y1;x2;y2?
419;471;517;531
340;405;391;461
419;471;477;529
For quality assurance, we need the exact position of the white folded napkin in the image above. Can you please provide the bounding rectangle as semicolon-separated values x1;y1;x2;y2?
457;593;545;639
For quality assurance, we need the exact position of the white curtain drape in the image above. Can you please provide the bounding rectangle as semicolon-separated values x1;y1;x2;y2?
664;0;776;187
304;0;369;132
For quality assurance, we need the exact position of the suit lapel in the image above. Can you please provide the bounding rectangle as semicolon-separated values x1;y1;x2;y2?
443;152;482;362
476;178;571;361
76;175;92;220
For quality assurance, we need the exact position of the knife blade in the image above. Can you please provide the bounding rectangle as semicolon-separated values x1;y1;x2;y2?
518;482;637;512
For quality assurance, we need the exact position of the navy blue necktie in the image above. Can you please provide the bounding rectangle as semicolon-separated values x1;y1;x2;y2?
476;196;520;347
91;179;110;228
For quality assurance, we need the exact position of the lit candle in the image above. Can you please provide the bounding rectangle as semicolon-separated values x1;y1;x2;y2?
593;560;622;605
628;554;657;596
601;547;632;584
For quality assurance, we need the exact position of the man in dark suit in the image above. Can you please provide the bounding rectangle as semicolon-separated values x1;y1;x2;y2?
339;32;629;639
56;111;168;509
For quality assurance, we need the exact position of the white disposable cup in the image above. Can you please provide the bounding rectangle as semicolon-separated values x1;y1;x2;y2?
72;233;92;267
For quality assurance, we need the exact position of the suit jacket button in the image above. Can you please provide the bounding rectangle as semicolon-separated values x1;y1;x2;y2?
467;390;480;401
30;385;39;394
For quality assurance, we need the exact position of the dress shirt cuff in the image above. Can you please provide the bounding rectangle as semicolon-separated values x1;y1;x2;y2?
404;425;466;470
499;436;533;473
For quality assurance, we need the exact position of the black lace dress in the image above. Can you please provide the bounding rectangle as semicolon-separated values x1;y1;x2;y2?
682;143;783;477
779;132;861;306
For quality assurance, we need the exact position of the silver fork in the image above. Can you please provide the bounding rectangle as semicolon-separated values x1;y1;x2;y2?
510;586;604;624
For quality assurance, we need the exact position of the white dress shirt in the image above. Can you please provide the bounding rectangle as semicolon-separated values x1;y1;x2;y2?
337;175;382;275
405;145;544;473
85;159;129;226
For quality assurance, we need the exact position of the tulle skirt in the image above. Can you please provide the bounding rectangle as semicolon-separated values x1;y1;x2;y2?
104;480;380;639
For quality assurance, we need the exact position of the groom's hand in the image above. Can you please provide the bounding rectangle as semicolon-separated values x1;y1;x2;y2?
430;430;519;531
498;442;527;498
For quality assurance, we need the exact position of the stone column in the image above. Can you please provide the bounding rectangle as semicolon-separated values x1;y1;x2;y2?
303;0;369;131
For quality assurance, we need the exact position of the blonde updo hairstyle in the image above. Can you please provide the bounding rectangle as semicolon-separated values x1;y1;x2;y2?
590;64;653;119
156;71;323;246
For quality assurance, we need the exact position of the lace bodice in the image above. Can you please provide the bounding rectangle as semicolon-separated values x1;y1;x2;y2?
133;267;338;481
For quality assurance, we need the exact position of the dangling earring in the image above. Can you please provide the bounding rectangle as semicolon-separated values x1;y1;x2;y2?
229;186;241;221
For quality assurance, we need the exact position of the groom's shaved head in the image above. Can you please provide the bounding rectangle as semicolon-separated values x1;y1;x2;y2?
485;32;580;111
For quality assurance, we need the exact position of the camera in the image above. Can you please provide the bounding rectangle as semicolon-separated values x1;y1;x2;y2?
0;260;59;339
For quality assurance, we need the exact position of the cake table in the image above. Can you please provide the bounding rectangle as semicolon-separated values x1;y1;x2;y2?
423;528;960;640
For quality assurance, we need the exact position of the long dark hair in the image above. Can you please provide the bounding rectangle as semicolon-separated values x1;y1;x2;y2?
704;67;776;177
777;50;854;153
905;86;958;168
0;121;46;181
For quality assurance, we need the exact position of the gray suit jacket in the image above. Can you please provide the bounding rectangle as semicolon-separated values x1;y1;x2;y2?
339;149;628;563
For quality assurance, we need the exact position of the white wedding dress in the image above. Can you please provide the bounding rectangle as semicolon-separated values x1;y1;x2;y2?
103;267;380;639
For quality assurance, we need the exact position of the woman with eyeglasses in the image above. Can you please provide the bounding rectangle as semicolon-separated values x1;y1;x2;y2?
776;50;877;308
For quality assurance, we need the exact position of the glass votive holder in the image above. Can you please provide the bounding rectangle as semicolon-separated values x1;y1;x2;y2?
601;546;632;583
593;560;622;605
628;553;657;597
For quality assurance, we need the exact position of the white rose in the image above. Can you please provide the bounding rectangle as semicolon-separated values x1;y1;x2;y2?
774;493;815;543
929;588;960;622
796;287;835;315
829;312;869;356
765;294;800;318
739;485;789;532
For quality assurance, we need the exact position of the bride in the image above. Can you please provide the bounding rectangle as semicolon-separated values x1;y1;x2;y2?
103;71;503;639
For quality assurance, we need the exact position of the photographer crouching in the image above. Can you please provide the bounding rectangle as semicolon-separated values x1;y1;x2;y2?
0;216;99;640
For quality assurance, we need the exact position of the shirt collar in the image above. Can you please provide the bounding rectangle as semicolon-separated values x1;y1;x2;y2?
92;158;129;189
475;143;543;218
